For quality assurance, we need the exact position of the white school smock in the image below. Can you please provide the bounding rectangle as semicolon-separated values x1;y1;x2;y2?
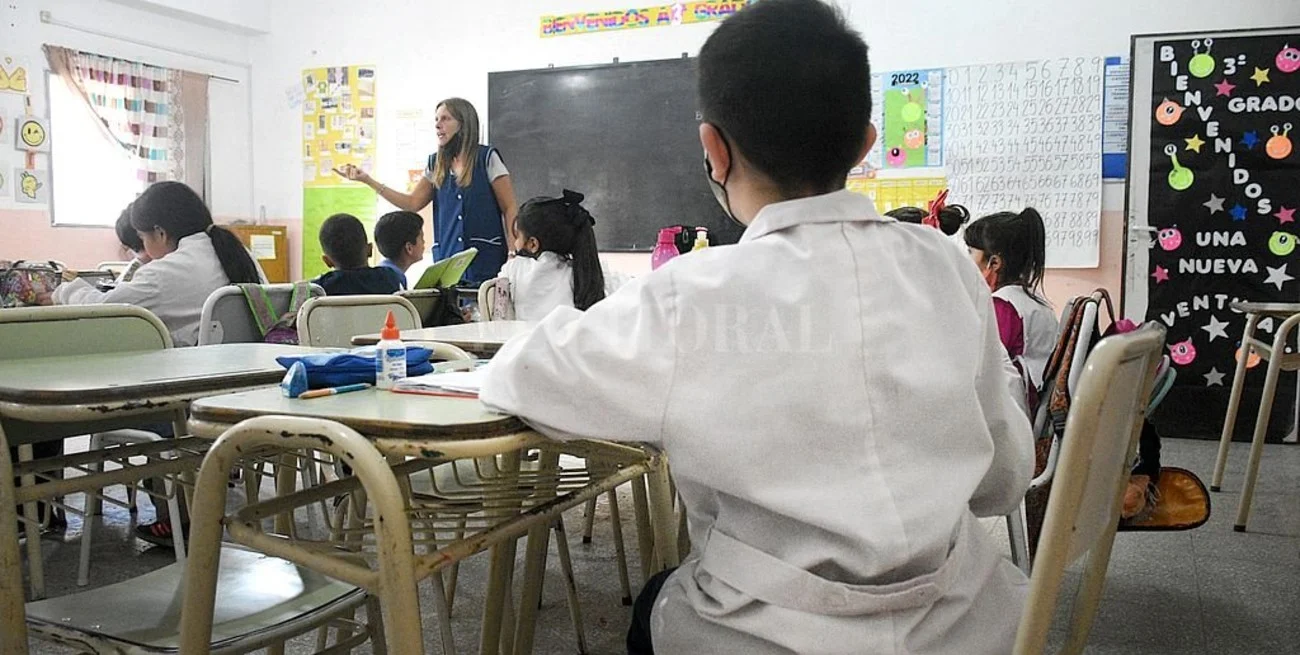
482;190;1033;654
992;285;1059;391
53;232;234;347
497;252;629;321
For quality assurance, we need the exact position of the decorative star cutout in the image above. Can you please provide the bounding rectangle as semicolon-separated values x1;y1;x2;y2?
1265;264;1294;291
1202;315;1230;342
1185;134;1206;152
1251;67;1271;86
1214;79;1237;97
1276;206;1296;224
1203;194;1226;214
1152;265;1170;283
1241;131;1260;149
1230;204;1248;221
1204;367;1226;387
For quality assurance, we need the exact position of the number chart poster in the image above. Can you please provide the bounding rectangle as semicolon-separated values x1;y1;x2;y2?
880;69;944;169
301;65;378;280
1145;35;1300;441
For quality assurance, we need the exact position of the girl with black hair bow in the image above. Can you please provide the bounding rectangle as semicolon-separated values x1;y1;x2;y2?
499;189;613;320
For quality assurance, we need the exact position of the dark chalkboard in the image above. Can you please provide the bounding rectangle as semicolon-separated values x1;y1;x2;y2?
488;57;743;251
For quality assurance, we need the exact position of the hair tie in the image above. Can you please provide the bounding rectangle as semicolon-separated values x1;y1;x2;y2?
923;189;949;230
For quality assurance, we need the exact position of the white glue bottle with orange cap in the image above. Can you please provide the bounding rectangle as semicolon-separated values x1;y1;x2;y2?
375;310;406;390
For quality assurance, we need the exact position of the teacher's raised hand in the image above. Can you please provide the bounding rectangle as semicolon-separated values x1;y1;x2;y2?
332;163;372;185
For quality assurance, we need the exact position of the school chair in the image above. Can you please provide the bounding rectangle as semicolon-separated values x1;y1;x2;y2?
26;542;383;654
198;282;326;345
1014;322;1166;655
476;277;514;321
296;294;421;348
0;304;187;598
1210;302;1300;531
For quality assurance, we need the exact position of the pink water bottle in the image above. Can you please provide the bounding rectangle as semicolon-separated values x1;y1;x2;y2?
651;227;682;270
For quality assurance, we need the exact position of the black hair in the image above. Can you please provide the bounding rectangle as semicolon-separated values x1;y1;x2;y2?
515;189;606;311
963;207;1047;301
698;0;871;196
318;213;370;270
129;181;260;284
115;205;143;253
885;204;971;236
374;210;424;260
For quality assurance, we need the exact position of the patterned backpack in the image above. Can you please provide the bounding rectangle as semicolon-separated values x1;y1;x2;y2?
0;260;63;308
238;282;311;345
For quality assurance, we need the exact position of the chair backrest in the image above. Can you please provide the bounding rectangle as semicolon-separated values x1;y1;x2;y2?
1015;322;1166;655
95;261;130;276
198;283;325;345
476;277;513;322
296;295;421;348
0;304;171;361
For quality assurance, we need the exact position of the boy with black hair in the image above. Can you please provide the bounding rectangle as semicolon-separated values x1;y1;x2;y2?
374;210;426;289
313;213;405;296
482;1;1031;652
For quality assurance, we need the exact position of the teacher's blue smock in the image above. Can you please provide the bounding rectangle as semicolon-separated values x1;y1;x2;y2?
427;145;507;286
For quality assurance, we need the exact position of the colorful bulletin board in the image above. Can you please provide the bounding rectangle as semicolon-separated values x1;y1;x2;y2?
1128;30;1300;441
846;175;948;215
541;1;753;37
880;69;944;169
301;65;377;279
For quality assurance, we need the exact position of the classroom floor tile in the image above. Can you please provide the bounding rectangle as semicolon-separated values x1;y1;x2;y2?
20;436;1300;654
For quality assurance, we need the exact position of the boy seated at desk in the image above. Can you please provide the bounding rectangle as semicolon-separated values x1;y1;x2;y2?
480;1;1033;653
374;210;426;290
313;213;405;296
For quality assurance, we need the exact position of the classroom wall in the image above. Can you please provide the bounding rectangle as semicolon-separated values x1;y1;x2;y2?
0;0;256;268
245;0;1298;308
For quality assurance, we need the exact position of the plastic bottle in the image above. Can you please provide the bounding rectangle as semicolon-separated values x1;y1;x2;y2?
375;310;406;390
691;228;709;252
651;227;682;270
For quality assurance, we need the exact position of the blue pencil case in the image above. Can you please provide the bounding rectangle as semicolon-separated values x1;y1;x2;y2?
277;347;434;388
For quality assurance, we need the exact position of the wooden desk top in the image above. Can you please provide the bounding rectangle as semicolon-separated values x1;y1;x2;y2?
190;386;525;442
0;343;321;406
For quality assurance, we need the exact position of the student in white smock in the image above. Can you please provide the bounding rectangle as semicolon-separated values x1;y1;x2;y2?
481;1;1033;652
499;189;622;320
42;182;263;348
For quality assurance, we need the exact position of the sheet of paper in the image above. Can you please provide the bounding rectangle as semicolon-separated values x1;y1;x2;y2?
250;234;277;260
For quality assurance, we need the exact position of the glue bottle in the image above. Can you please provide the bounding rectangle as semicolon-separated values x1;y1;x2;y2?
691;228;709;252
376;310;406;390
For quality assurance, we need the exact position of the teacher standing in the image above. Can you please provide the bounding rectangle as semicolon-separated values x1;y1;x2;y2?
337;98;517;285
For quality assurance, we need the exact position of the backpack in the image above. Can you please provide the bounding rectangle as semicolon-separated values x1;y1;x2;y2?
239;282;311;344
0;260;63;308
421;285;467;327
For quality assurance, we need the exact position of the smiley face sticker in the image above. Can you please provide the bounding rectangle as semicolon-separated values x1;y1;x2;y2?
1157;226;1183;251
15;117;48;152
1277;44;1300;74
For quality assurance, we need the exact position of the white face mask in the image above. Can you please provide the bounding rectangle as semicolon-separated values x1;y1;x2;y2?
702;126;744;229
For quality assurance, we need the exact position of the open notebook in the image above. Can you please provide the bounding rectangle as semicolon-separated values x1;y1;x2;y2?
393;363;490;398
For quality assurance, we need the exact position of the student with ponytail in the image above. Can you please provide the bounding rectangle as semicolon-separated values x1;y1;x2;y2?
499;189;611;320
44;181;264;347
964;207;1059;413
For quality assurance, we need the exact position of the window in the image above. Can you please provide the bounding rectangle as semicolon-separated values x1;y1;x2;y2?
48;73;144;227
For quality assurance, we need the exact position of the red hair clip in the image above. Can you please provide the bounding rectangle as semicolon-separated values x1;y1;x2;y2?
923;188;950;230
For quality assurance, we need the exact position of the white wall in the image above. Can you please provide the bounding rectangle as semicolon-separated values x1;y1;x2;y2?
249;0;1300;221
104;0;271;34
0;0;256;218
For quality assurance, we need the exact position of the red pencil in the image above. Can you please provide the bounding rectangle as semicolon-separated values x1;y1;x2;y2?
391;388;479;400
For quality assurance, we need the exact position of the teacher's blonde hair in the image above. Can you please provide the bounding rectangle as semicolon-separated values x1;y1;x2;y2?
431;98;481;188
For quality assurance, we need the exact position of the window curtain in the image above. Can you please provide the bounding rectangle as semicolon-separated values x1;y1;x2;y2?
43;45;208;194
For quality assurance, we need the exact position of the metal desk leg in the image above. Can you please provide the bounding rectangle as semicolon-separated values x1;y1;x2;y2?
1234;316;1300;531
514;449;560;654
645;456;679;571
18;445;43;600
0;423;30;654
1212;313;1258;492
481;449;523;655
630;475;654;581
